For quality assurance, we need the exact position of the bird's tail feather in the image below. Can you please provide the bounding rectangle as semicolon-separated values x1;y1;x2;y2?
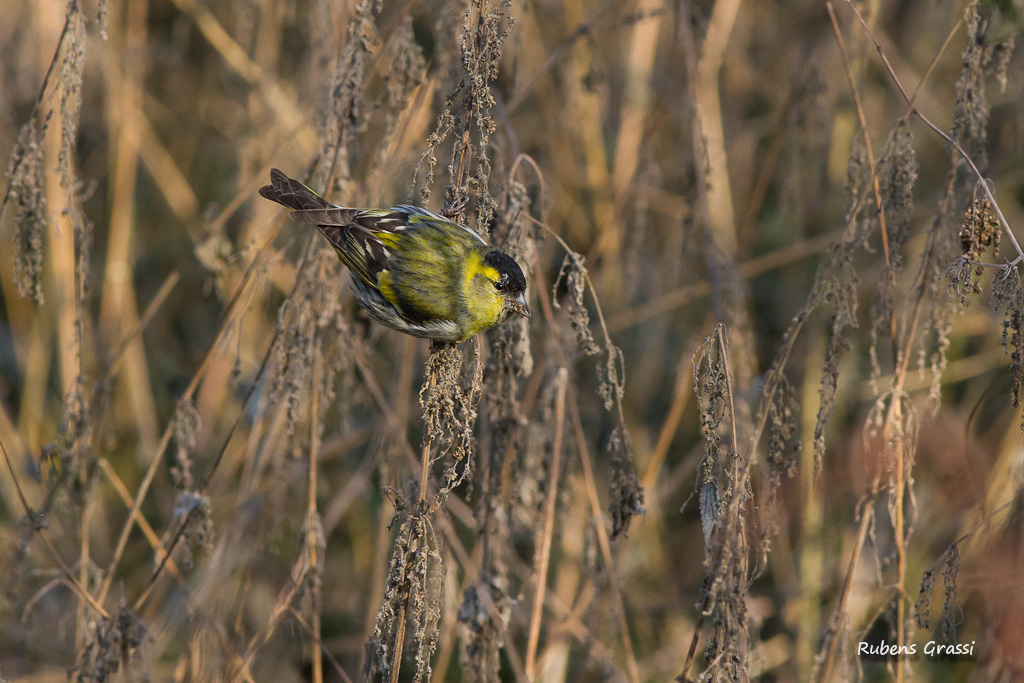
258;168;333;211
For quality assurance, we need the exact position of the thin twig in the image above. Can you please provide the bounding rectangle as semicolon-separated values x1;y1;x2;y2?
388;341;447;683
817;498;874;683
132;229;315;611
308;255;325;683
102;270;180;381
827;3;895;328
97;225;281;608
0;438;110;618
0;2;76;218
288;607;355;683
231;558;310;681
524;367;568;678
678;325;751;682
97;458;185;586
569;398;642;683
642;354;693;490
842;0;1023;260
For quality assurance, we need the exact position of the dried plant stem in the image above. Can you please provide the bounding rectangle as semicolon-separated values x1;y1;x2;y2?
388;347;443;683
135;319;280;611
100;0;148;371
827;4;895;347
866;494;1018;627
164;0;314;149
448;0;486;203
893;424;908;683
678;325;746;683
918;114;1021;262
866;120;932;683
75;393;91;649
0;1;75;218
524;367;568;678
809;9;984;680
816;500;874;683
642;357;692;490
719;326;740;473
867;191;926;681
0;438;110;618
506;0;618;113
570;397;641;683
611;0;660;210
828;9;903;677
389;540;416;681
288;607;355;683
608;232;836;332
691;0;741;255
97;458;184;586
525;213;629;427
418;368;439;505
135;233;318;611
10;0;1020;677
308;262;324;683
351;350;420;466
137;114;199;221
232;559;308;682
679;608;706;682
841;262;926;683
843;0;1024;262
524;211;641;678
96;228;281;607
387;560;417;682
50;268;174;613
232;257;329;682
102;271;180;380
476;368;496;577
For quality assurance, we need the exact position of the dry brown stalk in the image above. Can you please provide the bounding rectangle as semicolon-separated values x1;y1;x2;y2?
7;0;1024;679
0;438;110;619
133;228;316;612
811;5;1019;680
97;458;185;586
842;0;1023;262
524;367;568;678
678;324;748;682
568;397;641;683
816;500;874;683
307;255;326;683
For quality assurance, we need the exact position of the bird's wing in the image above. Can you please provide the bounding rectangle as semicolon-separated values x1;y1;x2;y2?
289;207;476;292
259;170;481;316
315;220;394;289
393;205;487;245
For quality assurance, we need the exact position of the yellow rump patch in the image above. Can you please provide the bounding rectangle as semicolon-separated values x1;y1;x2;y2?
376;270;401;308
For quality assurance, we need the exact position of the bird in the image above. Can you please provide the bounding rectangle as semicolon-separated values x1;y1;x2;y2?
258;169;530;343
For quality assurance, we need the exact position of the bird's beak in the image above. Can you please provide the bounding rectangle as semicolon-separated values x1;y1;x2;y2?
510;291;531;319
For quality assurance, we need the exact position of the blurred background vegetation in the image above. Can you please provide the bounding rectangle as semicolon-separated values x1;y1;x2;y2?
2;0;1024;681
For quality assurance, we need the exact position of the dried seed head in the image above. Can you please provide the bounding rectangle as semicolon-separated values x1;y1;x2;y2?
7;120;49;304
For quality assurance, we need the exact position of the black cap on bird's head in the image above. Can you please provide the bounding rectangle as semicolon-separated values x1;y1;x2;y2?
484;250;530;319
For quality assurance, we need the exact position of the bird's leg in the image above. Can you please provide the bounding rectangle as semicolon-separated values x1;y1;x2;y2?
442;191;470;219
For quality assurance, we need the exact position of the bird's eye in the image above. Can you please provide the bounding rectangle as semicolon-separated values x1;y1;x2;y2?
493;280;505;291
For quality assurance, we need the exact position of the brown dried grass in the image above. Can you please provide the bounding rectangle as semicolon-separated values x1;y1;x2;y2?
2;1;1024;681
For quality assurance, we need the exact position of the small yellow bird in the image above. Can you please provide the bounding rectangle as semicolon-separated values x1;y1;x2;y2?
259;169;530;342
